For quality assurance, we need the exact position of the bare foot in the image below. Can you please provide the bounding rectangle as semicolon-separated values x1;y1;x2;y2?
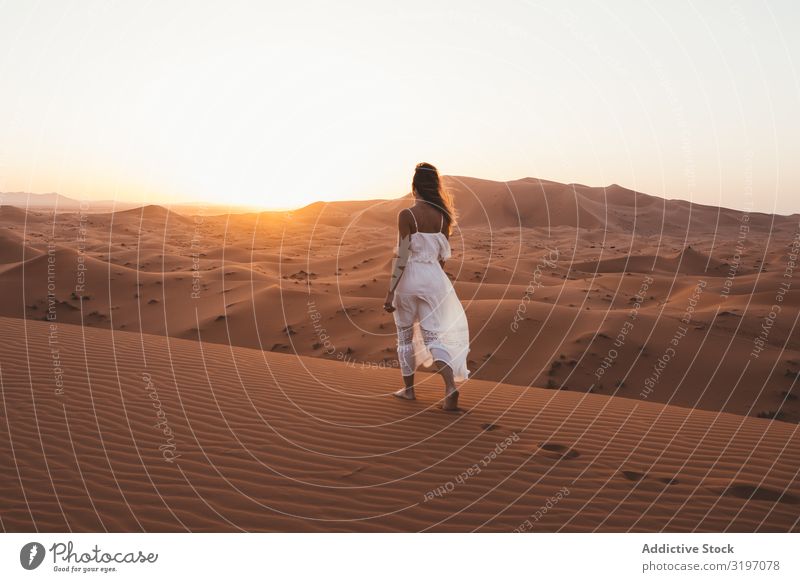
393;387;416;400
442;388;459;411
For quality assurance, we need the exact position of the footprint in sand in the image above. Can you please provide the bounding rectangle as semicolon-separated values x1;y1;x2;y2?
620;470;646;482
713;482;800;505
618;470;679;485
339;465;367;479
537;442;580;461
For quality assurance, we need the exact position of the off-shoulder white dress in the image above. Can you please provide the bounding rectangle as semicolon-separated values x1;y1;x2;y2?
392;210;470;382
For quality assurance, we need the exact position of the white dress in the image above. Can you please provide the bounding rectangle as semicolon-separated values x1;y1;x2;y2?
392;211;470;382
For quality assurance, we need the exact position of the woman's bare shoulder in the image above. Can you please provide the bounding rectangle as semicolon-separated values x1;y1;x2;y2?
397;207;414;224
396;207;414;235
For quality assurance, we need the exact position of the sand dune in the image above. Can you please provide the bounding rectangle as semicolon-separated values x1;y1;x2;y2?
1;176;798;428
571;246;726;275
0;229;35;264
1;316;798;532
327;177;799;233
101;204;195;226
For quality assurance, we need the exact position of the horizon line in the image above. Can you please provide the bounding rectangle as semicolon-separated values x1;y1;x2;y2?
2;174;797;217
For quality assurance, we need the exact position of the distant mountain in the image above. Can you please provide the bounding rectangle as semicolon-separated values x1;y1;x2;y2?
0;191;140;212
1;191;84;209
0;192;231;215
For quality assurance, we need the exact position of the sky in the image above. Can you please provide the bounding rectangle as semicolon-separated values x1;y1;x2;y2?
0;0;798;213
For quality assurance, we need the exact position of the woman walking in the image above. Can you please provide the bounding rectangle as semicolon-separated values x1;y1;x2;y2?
384;163;470;411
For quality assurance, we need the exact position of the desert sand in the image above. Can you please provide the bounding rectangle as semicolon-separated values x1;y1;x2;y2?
1;176;799;531
1;316;799;532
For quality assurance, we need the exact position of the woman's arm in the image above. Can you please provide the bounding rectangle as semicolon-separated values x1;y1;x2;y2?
384;210;413;312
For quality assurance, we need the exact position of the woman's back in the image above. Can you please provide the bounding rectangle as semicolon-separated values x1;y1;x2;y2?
403;204;451;270
407;204;448;235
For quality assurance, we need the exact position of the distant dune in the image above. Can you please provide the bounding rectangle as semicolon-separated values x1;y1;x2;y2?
286;176;798;234
100;204;195;226
1;175;798;428
571;246;727;276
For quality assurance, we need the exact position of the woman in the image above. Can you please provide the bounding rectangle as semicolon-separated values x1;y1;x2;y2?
384;162;470;411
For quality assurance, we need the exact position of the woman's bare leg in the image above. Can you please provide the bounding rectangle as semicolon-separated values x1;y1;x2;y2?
394;325;416;400
394;374;416;400
434;360;459;410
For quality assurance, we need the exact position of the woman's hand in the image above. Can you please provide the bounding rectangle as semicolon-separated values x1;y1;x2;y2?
383;291;396;313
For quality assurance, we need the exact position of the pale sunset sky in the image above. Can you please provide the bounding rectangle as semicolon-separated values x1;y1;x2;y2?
1;1;798;213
